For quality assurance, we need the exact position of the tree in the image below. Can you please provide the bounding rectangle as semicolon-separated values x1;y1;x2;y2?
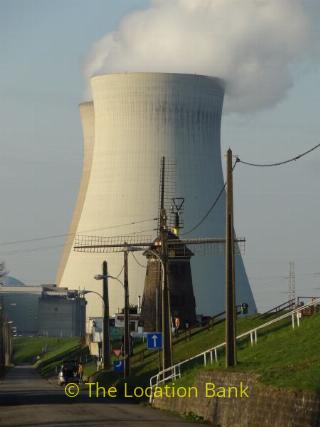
0;262;8;283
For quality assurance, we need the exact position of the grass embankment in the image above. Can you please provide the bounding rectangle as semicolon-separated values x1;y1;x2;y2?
13;336;90;377
93;314;280;391
93;312;320;392
174;312;320;392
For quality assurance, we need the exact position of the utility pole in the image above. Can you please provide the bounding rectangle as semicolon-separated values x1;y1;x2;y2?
225;148;237;367
288;261;296;303
160;157;173;370
123;249;130;378
160;209;172;370
0;297;4;371
102;261;111;370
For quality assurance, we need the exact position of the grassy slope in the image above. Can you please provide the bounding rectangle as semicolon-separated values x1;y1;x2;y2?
94;314;279;388
13;336;88;377
13;337;80;364
174;313;320;392
94;313;320;392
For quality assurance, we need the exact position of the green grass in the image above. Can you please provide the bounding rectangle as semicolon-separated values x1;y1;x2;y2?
13;336;80;365
174;313;320;392
84;360;98;378
13;336;93;378
92;314;269;390
93;313;320;392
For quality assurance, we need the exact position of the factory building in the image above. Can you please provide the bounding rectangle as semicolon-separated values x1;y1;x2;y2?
56;72;257;326
38;286;86;337
0;277;39;336
0;280;86;337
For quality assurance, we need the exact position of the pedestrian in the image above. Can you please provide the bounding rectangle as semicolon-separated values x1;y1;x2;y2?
78;361;84;383
174;317;180;337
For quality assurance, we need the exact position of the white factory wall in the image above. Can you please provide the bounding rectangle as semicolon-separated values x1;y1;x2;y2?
57;73;256;324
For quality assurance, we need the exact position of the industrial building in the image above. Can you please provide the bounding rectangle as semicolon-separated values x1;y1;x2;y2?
0;280;86;337
56;72;257;326
38;286;86;337
0;277;39;335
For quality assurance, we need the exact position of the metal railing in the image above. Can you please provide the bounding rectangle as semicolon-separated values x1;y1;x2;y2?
260;298;296;318
149;297;320;402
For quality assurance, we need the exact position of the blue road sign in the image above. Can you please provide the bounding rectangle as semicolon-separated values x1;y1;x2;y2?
113;360;124;372
146;332;162;349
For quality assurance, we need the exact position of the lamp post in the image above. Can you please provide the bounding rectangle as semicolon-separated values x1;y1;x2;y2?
80;289;105;365
94;261;111;370
108;268;130;378
93;256;130;378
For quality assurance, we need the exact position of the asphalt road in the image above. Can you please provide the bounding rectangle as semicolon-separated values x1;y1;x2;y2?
0;366;204;427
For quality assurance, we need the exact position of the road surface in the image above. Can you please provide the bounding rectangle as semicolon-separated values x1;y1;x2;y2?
0;366;203;427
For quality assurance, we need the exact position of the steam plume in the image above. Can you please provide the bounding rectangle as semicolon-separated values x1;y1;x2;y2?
84;0;317;113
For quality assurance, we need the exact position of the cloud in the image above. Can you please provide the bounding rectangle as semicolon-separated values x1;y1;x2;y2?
84;0;318;113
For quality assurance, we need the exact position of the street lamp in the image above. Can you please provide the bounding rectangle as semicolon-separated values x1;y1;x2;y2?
94;261;111;370
81;290;104;302
81;289;105;368
96;259;130;378
108;271;130;379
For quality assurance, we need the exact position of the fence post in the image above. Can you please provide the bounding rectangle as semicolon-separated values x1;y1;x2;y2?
254;329;258;344
291;313;295;329
250;332;254;346
204;353;207;366
210;351;213;364
214;348;218;363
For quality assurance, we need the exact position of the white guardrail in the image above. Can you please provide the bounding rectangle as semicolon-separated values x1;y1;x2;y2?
149;297;320;402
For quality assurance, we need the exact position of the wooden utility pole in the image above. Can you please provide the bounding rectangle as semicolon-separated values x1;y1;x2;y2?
160;208;172;370
123;249;130;378
102;261;111;369
225;148;237;367
160;157;173;370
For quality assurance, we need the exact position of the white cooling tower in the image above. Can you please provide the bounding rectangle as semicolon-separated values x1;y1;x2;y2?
57;73;256;324
56;101;95;286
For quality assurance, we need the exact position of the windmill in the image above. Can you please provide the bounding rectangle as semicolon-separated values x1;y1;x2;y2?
74;152;243;371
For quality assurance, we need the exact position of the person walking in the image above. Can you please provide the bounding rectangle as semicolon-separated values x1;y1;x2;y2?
78;361;84;384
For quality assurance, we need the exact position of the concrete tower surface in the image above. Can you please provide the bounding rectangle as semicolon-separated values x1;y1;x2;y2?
57;73;256;324
56;101;95;286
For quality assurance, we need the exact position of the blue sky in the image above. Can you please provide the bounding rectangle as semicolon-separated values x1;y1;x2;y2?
1;0;320;311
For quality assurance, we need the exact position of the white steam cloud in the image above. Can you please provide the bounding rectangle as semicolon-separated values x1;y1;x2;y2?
84;0;317;113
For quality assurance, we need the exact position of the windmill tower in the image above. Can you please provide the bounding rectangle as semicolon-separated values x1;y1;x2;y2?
141;158;196;331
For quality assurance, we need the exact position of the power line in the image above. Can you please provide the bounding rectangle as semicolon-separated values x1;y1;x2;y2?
182;161;238;236
115;264;124;279
130;251;147;269
236;143;320;167
0;244;65;256
0;228;157;256
0;218;158;247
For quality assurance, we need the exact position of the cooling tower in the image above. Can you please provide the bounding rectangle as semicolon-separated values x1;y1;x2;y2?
57;73;256;325
56;101;95;286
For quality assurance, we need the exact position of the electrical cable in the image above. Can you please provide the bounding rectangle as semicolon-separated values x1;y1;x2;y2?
0;243;65;256
115;264;124;279
0;228;157;256
236;143;320;167
0;218;158;247
130;251;147;269
182;161;238;236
